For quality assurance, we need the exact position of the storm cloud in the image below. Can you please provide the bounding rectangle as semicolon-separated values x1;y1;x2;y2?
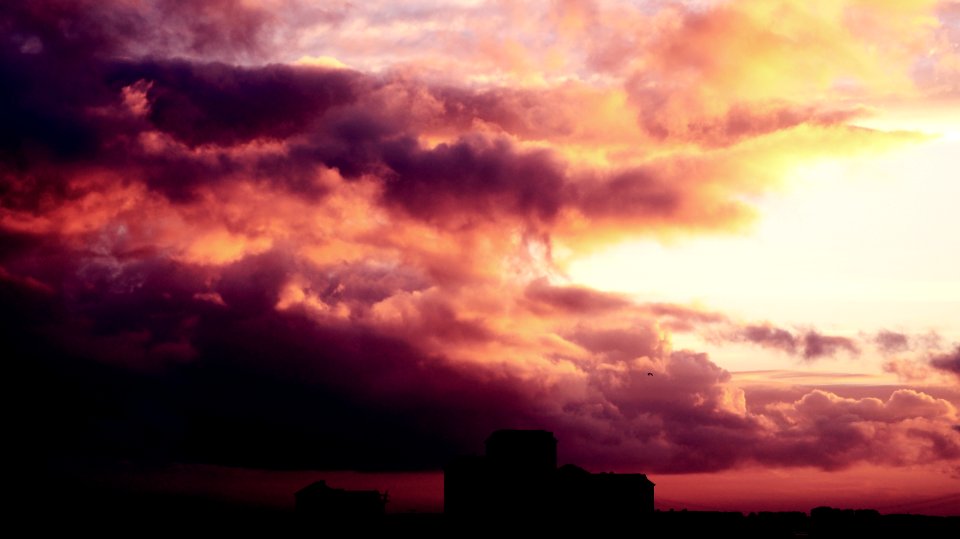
3;0;957;481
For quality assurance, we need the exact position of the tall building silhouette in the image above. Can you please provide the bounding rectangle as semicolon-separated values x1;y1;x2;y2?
485;429;557;472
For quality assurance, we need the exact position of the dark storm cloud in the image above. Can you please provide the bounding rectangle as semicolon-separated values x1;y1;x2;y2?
0;0;296;162
7;249;535;471
379;136;567;222
739;325;799;354
0;2;357;202
931;345;960;379
179;304;530;470
731;325;860;360
874;330;911;354
0;2;843;228
107;60;362;147
4;1;957;481
7;241;958;475
0;5;113;169
803;331;860;360
0;0;661;224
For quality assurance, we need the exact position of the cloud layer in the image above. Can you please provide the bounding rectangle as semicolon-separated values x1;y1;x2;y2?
3;1;958;476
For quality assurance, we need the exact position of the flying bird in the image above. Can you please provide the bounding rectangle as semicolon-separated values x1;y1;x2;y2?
647;372;654;376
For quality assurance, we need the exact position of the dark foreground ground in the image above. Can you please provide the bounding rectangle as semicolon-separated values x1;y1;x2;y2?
24;481;960;538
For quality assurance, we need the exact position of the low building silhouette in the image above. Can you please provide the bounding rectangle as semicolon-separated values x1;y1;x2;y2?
294;480;386;523
445;429;654;521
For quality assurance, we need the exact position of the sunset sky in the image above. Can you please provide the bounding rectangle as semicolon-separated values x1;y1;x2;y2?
4;0;959;515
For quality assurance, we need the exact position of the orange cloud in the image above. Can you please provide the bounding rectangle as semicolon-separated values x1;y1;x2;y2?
2;0;957;482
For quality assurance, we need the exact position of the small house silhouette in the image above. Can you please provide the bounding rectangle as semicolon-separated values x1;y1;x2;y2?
295;480;386;523
445;429;654;521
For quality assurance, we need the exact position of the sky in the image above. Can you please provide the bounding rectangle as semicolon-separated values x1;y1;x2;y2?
3;0;959;515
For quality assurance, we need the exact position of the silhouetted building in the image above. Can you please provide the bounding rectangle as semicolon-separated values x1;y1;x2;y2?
295;480;386;523
555;464;655;517
445;429;654;521
485;429;557;472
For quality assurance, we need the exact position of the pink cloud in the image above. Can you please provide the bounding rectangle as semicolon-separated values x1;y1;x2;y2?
1;0;956;486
